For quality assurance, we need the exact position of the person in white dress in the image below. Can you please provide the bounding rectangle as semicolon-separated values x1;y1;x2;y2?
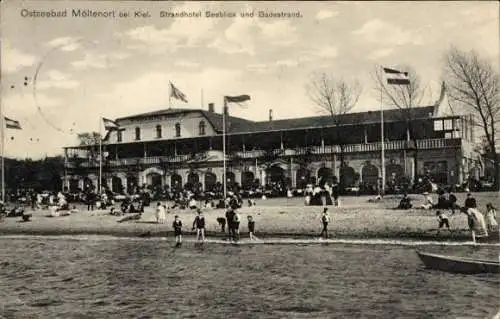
485;203;498;232
462;207;488;243
155;202;166;224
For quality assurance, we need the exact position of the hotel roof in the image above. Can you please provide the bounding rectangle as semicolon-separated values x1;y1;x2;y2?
115;105;437;135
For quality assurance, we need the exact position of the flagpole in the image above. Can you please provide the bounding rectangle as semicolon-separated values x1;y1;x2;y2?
169;82;172;109
222;97;227;206
380;85;385;196
201;88;204;107
0;90;4;202
99;117;102;194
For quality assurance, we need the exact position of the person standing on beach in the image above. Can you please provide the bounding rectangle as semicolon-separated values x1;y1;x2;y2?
226;208;235;240
485;203;498;232
331;182;340;207
173;215;183;247
233;210;241;241
464;193;477;209
247;215;257;241
461;206;488;243
155;202;166;224
192;209;206;242
447;189;458;214
320;207;330;239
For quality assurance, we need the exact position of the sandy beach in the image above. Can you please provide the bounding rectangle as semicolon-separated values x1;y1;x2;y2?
1;192;498;242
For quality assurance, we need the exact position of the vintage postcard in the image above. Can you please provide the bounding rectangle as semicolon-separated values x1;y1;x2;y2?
0;1;499;318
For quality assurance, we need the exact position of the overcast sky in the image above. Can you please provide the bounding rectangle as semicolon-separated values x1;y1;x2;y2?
1;1;498;159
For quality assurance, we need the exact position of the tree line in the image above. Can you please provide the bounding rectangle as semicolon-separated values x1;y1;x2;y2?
1;157;65;193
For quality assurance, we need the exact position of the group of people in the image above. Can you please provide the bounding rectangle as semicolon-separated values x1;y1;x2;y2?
434;193;497;241
157;205;258;246
304;183;340;207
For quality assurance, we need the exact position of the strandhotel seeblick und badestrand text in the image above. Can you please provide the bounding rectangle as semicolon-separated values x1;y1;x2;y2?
63;84;482;195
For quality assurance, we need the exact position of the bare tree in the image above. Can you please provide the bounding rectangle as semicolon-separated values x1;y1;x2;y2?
77;132;102;162
443;47;500;190
306;72;362;189
372;65;428;185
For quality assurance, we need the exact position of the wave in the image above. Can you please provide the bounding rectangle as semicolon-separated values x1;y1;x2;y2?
1;235;499;247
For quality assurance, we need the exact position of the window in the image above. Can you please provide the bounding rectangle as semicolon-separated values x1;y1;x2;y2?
135;127;141;140
117;130;123;142
443;119;453;130
433;120;443;131
156;125;162;138
199;120;206;136
175;123;181;137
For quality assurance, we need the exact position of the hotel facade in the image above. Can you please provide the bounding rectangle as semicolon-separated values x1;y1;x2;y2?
63;86;482;194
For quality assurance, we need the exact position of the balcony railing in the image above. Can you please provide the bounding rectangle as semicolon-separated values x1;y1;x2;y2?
66;138;462;168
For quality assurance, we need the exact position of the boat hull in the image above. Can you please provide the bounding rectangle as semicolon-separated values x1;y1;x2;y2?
416;251;499;274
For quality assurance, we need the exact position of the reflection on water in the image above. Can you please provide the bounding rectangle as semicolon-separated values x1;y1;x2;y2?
0;238;498;319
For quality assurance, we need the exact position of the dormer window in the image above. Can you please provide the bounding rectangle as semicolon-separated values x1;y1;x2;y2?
156;125;162;138
135;127;141;140
199;120;206;136
175;123;181;137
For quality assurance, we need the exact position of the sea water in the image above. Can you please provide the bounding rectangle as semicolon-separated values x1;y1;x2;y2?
0;237;498;318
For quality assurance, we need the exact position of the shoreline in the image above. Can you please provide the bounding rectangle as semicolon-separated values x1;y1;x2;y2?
1;226;498;243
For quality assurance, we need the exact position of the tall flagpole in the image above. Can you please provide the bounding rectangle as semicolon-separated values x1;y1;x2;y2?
201;89;204;107
169;82;172;109
222;97;227;205
380;86;385;196
99;117;102;194
0;89;4;202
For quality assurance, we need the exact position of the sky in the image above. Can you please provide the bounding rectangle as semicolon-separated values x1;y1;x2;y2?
1;0;498;159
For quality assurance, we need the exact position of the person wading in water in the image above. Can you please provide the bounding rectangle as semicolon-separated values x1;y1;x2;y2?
320;207;330;239
226;207;235;241
173;215;183;247
192;209;206;242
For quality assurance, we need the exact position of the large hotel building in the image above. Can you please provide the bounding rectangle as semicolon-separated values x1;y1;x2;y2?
63;85;482;194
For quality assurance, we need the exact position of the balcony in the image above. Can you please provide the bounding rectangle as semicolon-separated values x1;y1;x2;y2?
66;138;462;169
233;138;461;158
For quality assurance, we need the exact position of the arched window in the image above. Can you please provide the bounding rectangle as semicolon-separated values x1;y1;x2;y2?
199;120;206;136
135;127;141;140
175;123;181;137
156;125;162;138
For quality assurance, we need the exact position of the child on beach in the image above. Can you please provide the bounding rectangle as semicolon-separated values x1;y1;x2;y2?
485;203;498;232
216;217;226;233
173;215;182;247
436;210;450;235
247;215;257;240
320;207;330;239
226;208;235;240
233;210;241;241
192;209;206;242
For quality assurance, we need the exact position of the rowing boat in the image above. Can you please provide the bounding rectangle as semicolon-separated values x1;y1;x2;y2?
416;251;499;274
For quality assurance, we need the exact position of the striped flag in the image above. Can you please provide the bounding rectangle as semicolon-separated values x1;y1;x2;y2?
170;82;188;103
383;67;410;85
102;118;120;131
4;117;21;130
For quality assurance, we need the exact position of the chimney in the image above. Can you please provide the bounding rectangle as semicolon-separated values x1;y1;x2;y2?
269;109;273;121
208;103;215;113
